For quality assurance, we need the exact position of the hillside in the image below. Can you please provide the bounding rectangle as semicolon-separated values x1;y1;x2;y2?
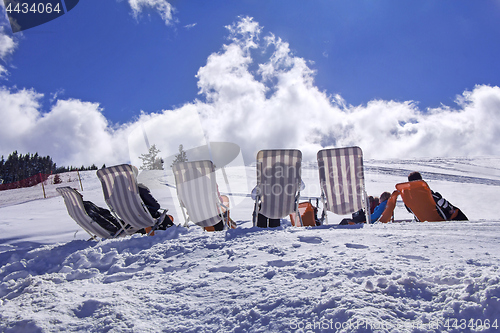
1;157;499;332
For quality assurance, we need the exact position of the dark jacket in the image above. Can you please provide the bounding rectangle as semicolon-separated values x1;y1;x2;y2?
432;191;467;221
83;201;123;233
138;183;160;217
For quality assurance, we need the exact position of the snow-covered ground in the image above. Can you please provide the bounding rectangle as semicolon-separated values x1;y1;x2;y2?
1;157;500;332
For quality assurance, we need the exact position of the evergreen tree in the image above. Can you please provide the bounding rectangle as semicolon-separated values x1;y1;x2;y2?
139;144;163;170
0;151;58;184
0;150;99;187
0;156;4;183
53;174;62;184
170;144;188;167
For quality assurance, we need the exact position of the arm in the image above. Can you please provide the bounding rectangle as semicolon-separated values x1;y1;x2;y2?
370;200;388;223
431;191;455;220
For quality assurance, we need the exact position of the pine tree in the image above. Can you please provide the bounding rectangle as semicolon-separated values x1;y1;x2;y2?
139;144;163;170
170;144;188;167
53;174;62;184
0;156;4;184
0;150;100;187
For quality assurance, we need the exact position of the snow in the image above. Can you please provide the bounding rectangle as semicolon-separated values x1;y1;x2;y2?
1;157;500;332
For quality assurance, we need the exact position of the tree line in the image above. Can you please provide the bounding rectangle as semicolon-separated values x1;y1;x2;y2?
0;151;98;184
1;143;188;185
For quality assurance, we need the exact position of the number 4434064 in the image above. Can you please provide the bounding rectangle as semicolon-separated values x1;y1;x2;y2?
444;319;498;331
6;2;62;14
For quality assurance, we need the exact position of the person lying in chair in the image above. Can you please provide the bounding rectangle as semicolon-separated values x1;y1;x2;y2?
204;190;237;231
251;187;281;228
369;196;379;214
138;183;174;230
407;172;468;221
369;192;391;223
74;189;126;234
340;192;391;225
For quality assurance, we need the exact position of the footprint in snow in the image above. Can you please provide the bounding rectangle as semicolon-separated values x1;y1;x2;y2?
298;236;323;244
267;259;296;267
345;243;369;249
102;272;134;284
73;299;109;318
208;266;239;273
398;254;430;261
295;269;328;279
264;270;276;279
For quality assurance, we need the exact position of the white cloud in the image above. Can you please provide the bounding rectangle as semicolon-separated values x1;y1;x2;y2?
0;26;18;79
0;65;7;78
184;23;197;30
0;28;16;59
1;16;500;169
0;89;126;166
126;106;208;168
0;87;210;167
0;87;42;141
194;17;500;163
125;0;174;25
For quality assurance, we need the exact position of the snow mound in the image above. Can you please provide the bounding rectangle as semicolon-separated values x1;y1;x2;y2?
1;157;500;331
1;222;500;332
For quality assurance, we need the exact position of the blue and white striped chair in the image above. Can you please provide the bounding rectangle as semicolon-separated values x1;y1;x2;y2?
317;147;369;224
252;149;302;227
96;164;167;234
57;186;118;239
172;160;228;228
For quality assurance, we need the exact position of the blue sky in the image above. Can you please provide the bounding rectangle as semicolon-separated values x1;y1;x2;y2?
1;0;500;166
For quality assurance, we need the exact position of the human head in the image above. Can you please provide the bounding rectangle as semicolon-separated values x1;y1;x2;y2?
408;171;422;182
380;191;391;202
369;196;379;206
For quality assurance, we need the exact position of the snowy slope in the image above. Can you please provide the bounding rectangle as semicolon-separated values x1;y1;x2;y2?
1;157;499;332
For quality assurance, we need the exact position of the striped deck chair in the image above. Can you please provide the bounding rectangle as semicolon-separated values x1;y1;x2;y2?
56;187;118;239
172;160;229;228
252;149;302;226
96;164;167;234
396;180;445;222
317;147;370;224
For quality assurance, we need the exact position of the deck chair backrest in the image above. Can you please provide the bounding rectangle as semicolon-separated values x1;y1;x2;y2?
172;160;222;227
396;180;445;222
378;190;400;223
56;187;113;239
317;147;366;216
256;149;302;219
96;164;156;230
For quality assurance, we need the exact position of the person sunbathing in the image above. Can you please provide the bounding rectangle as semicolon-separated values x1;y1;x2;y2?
339;191;390;225
407;172;468;221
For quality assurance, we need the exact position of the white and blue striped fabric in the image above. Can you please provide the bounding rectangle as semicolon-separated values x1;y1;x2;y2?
254;149;302;220
56;186;115;239
97;164;164;232
317;147;366;216
172;160;223;227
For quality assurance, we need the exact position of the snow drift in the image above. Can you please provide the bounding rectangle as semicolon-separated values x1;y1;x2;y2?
1;156;500;332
